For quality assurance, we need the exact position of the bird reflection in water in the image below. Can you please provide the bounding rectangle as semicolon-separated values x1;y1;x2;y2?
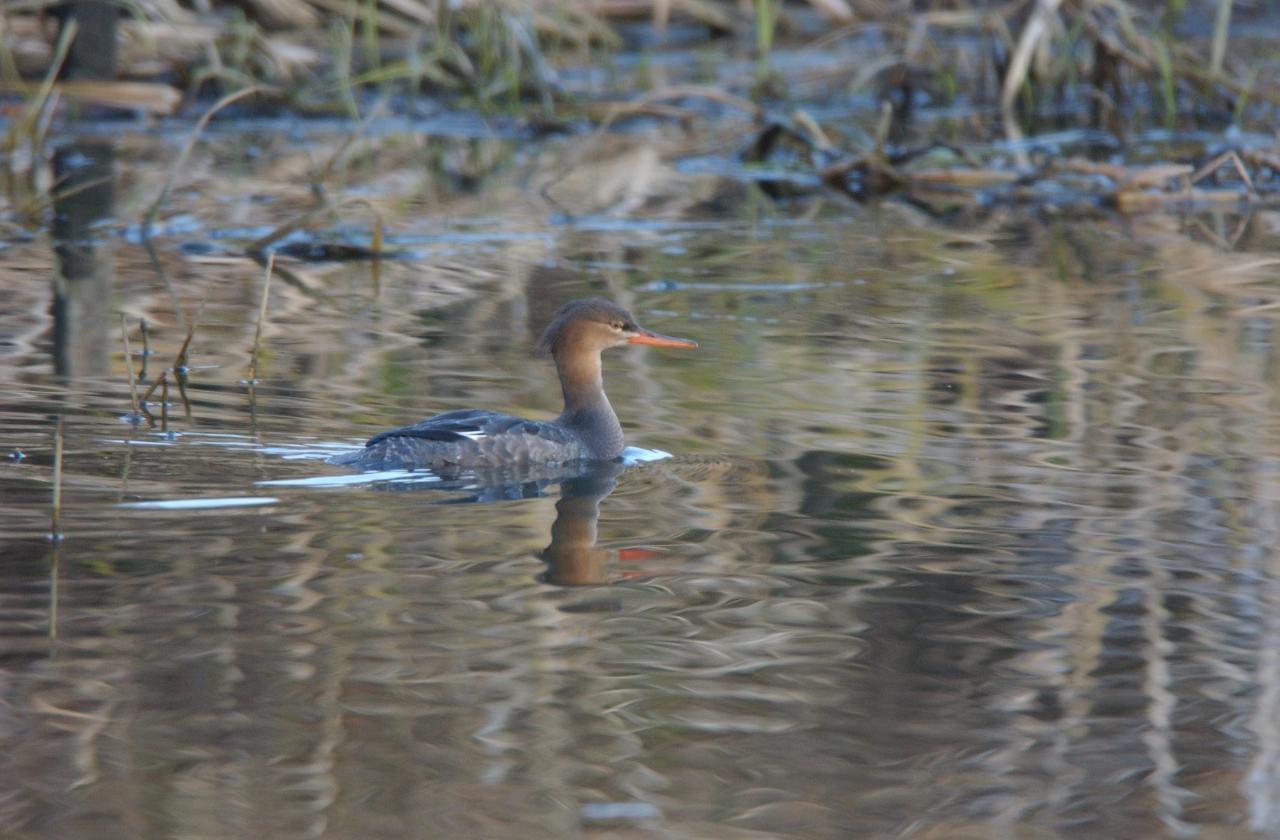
372;459;643;587
538;460;628;586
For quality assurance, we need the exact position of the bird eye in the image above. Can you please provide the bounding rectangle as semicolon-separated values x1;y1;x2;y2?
612;321;625;330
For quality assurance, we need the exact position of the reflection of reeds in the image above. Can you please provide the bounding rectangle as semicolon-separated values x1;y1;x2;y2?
140;318;152;380
142;85;266;234
248;253;275;385
50;416;64;541
138;311;201;425
139;371;163;427
120;314;141;419
370;213;383;292
161;375;170;434
47;535;60;641
246;100;386;258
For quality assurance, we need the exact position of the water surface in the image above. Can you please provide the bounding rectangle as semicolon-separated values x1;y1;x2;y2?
3;124;1280;838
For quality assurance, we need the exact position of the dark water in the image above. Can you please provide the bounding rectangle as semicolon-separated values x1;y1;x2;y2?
3;125;1280;839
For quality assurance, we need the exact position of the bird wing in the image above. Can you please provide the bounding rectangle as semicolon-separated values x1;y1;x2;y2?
364;409;580;449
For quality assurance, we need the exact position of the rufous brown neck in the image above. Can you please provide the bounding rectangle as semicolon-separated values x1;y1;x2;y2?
554;348;624;459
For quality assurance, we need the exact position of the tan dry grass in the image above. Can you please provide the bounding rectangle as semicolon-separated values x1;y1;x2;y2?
1;1;1270;138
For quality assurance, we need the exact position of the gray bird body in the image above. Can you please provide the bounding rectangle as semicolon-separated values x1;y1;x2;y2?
329;298;696;472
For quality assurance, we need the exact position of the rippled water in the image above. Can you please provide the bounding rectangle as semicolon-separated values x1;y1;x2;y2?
4;125;1280;839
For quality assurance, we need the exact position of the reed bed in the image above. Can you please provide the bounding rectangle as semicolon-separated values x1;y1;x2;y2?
3;2;1277;228
0;1;1271;132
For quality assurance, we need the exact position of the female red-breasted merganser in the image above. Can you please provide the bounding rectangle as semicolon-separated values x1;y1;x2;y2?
330;298;696;471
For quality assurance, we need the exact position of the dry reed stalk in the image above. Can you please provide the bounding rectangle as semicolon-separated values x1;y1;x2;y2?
1114;188;1249;213
709;0;751;31
653;0;671;33
1052;158;1190;186
301;0;417;35
1210;0;1233;79
806;0;853;23
527;5;619;47
376;0;436;26
1190;150;1255;195
3;18;73;156
1242;149;1280;174
243;0;322;29
792;109;834;152
1000;0;1063;168
579;100;695;123
58;80;181;113
586;0;733;32
1079;5;1280;112
1117;164;1194;189
908;168;1021;187
0;78;182;113
29;85;58;155
120;20;229;68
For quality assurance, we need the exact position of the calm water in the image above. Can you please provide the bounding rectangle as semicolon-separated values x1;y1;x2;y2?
3;125;1280;839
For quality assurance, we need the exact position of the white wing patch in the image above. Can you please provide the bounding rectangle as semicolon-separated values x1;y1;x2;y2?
458;430;487;441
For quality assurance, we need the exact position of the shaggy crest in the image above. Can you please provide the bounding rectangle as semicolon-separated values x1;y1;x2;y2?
535;298;637;357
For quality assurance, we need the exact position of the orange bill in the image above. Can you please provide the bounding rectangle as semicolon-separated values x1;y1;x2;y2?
628;328;698;348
